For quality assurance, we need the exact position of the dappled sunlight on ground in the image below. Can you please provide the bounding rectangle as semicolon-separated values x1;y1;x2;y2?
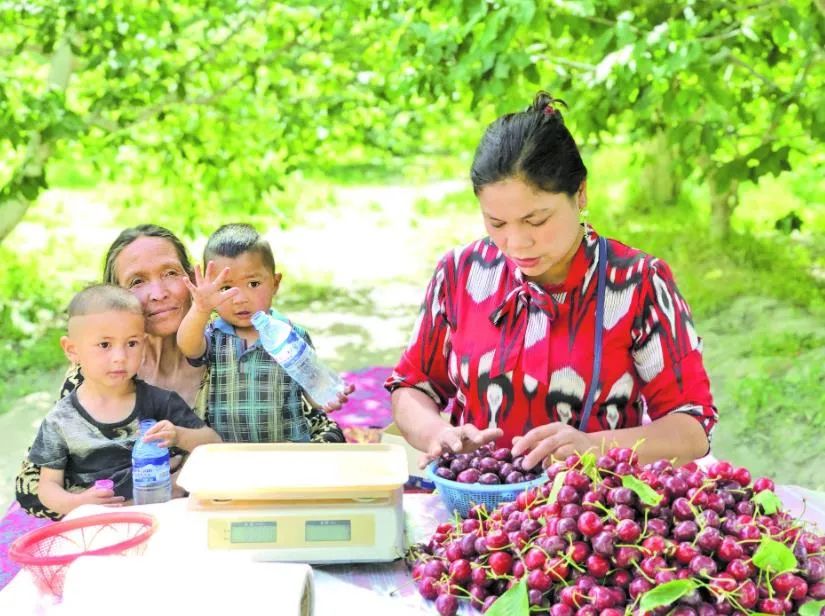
267;179;477;288
12;189;123;286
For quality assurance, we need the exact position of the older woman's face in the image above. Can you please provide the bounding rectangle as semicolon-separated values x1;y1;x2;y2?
113;236;192;337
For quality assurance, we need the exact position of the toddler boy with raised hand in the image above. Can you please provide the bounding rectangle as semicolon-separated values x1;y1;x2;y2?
176;223;350;443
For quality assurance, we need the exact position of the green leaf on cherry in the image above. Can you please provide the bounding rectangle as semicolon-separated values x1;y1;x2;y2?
752;489;782;515
485;576;528;616
639;579;696;612
579;451;601;483
752;536;796;574
800;599;825;616
622;475;663;507
548;471;568;503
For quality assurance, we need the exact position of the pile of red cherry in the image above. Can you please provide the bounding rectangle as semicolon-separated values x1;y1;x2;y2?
409;447;825;615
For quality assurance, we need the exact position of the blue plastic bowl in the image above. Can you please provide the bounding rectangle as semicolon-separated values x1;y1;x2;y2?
425;462;550;518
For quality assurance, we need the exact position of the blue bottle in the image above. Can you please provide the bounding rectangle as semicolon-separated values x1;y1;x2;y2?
132;419;172;505
251;311;345;407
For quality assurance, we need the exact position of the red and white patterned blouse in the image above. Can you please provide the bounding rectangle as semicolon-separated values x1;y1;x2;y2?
386;226;718;447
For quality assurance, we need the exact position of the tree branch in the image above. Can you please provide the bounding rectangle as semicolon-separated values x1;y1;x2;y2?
0;35;74;244
726;52;786;94
580;15;639;33
532;50;596;71
695;26;741;42
0;44;45;57
80;20;313;139
173;6;263;82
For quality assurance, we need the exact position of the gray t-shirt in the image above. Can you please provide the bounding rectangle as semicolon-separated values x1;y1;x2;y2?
28;379;206;498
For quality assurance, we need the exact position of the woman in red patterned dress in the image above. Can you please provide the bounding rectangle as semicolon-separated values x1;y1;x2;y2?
386;92;718;470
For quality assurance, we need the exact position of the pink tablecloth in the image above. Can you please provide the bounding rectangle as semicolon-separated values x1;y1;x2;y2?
0;503;51;591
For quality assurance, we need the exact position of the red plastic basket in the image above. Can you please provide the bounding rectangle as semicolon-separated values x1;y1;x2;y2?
9;511;157;598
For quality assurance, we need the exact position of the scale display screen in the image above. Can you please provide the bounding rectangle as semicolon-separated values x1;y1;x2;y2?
230;521;277;544
305;520;352;542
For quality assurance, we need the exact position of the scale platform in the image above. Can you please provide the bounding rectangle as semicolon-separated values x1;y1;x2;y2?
177;443;409;564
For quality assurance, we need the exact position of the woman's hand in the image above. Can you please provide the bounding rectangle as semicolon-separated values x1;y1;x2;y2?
511;422;597;470
420;424;504;468
320;383;356;412
183;261;240;314
142;420;178;448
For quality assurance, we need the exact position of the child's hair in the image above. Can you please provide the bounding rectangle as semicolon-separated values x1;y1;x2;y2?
67;284;143;319
203;223;275;272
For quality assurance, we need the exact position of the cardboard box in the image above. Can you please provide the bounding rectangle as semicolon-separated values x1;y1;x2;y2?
380;422;434;490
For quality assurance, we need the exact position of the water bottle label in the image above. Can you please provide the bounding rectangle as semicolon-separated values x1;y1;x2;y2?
277;334;310;367
133;458;171;484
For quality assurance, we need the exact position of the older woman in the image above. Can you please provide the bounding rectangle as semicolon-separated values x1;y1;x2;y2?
17;224;344;518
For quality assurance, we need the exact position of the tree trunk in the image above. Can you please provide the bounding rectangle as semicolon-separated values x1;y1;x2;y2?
0;37;73;246
631;131;683;212
708;175;739;241
0;197;34;245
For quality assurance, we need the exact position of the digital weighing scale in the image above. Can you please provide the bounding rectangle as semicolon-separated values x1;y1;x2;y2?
176;443;409;564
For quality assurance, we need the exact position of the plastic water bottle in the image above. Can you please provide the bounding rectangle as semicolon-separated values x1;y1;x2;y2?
132;419;172;505
251;310;345;407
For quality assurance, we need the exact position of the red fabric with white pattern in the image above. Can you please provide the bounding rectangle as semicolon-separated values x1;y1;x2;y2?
386;226;718;447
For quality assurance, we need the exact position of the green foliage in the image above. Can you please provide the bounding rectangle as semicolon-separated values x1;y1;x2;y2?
730;360;825;436
0;0;478;241
0;250;68;401
277;280;374;313
639;579;697;612
718;346;825;490
485;576;527;616
595;216;825;318
4;1;822;244
752;536;797;574
413;186;475;217
801;601;825;616
621;474;662;507
402;0;824;233
752;490;782;516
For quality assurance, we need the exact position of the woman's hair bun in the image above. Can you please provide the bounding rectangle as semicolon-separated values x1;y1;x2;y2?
529;91;568;121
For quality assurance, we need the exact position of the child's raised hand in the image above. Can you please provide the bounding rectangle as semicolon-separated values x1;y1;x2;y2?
142;419;178;448
183;261;240;314
83;485;126;507
320;383;355;412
